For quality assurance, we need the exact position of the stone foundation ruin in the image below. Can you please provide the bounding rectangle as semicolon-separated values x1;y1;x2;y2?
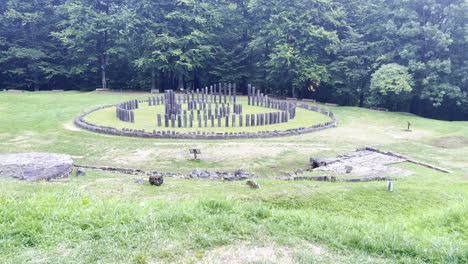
75;83;338;139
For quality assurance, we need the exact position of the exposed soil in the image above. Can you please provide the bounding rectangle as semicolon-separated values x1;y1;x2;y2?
63;123;81;132
430;136;468;149
196;241;325;264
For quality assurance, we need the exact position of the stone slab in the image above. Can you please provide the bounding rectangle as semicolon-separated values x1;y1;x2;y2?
0;153;74;180
312;149;413;177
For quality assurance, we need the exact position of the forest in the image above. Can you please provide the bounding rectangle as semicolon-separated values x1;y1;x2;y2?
0;0;466;120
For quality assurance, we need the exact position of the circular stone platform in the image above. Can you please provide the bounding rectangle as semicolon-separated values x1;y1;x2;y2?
0;153;74;180
75;83;338;139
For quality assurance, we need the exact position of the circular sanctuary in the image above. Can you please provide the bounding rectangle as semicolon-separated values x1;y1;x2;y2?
75;83;338;139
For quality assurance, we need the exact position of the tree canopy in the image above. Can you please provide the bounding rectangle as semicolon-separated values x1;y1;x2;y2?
0;0;466;120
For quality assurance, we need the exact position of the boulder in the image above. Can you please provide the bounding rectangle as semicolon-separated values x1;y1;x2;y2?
149;175;163;186
0;153;74;181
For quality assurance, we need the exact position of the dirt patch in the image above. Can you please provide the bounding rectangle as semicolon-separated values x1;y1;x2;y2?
0;133;12;138
449;174;468;182
196;242;318;264
63;123;81;132
385;126;429;139
8;131;38;142
430;136;468;149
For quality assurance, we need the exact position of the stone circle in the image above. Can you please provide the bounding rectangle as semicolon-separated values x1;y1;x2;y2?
75;83;339;139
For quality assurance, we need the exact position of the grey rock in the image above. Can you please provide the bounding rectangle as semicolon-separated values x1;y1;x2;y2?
310;157;338;168
345;166;353;173
0;153;74;181
149;175;163;186
76;168;86;177
245;180;260;189
295;169;304;174
234;169;245;176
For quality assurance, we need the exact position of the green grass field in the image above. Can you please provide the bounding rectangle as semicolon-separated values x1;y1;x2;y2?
0;91;467;264
85;96;330;133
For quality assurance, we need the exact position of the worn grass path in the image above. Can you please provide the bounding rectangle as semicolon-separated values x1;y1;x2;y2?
0;91;467;263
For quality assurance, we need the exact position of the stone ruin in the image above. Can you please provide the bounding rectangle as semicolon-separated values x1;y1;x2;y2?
75;83;339;139
310;147;415;178
116;83;297;128
0;153;74;181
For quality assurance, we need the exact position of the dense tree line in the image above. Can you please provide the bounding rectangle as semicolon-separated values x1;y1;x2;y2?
0;0;466;120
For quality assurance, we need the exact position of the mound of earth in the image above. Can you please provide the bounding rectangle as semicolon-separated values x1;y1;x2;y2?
430;136;468;149
0;153;74;180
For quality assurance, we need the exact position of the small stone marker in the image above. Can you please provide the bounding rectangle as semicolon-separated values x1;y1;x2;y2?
387;181;394;192
245;180;259;189
190;149;201;160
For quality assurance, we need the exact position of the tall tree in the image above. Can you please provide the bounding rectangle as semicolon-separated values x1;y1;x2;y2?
53;0;127;89
248;0;343;98
0;0;65;91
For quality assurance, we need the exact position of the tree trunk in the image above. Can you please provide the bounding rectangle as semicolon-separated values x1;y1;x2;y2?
151;68;156;91
177;73;184;91
100;54;107;89
33;74;39;91
359;82;366;107
291;84;298;98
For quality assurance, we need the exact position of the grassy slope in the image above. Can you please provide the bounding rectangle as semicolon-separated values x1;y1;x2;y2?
0;91;467;264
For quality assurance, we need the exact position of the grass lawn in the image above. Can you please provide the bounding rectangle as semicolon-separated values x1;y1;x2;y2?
0;91;467;263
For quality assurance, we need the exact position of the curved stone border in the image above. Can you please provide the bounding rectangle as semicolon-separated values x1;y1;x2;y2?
74;102;338;139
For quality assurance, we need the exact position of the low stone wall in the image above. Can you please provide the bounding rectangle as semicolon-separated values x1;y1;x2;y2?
74;102;338;140
75;165;262;180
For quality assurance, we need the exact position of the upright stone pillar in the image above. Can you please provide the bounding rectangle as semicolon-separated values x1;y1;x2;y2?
248;84;251;105
233;83;237;104
130;111;135;123
157;114;162;127
171;115;175;127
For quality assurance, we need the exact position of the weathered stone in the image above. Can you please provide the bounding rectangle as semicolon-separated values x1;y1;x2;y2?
245;180;260;189
0;153;74;181
149;175;163;186
76;168;86;177
310;157;338;168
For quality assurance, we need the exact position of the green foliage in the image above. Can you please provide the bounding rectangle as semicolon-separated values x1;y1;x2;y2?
0;0;466;119
370;64;413;95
